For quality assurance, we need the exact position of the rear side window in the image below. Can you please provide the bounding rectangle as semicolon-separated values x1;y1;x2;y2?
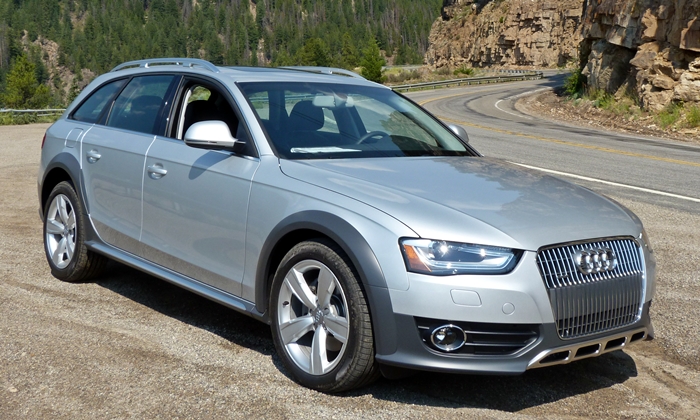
106;75;176;135
71;79;126;123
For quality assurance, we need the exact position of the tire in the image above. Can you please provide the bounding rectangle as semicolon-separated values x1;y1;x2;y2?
43;181;107;282
270;239;378;392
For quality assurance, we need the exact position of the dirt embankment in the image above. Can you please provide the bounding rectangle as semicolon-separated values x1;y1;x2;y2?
517;87;700;144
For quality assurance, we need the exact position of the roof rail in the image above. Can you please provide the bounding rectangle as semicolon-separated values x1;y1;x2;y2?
279;66;365;80
111;58;220;73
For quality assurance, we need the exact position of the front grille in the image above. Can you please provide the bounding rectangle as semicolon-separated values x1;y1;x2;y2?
416;317;539;355
536;238;645;339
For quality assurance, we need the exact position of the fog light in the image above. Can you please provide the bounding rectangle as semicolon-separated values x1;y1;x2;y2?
430;324;466;352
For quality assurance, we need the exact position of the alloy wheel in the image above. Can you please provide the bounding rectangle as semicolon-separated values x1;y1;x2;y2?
276;259;350;375
45;194;76;269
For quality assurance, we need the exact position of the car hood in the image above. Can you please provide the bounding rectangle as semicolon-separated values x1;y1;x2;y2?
279;157;641;251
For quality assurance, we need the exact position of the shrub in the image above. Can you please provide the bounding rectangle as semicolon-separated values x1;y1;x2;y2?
384;69;421;84
686;104;700;128
586;89;614;110
0;112;59;126
453;66;474;76
436;66;451;76
564;68;585;98
657;102;683;128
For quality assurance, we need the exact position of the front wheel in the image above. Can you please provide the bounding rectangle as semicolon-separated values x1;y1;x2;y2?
270;239;377;392
43;181;107;282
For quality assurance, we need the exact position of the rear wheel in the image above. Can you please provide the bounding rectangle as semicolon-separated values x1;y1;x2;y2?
43;181;107;282
270;239;377;392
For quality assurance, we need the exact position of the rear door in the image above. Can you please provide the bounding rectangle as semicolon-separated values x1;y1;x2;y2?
80;74;179;253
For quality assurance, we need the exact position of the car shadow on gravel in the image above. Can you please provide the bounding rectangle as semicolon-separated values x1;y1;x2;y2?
94;261;276;356
355;345;638;411
94;261;639;411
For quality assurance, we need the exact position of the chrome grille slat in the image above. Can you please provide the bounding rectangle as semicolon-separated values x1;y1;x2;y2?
536;238;645;339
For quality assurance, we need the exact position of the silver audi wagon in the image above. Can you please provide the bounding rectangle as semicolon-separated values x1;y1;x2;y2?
38;58;655;392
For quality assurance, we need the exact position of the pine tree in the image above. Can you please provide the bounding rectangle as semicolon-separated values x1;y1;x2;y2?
1;54;49;109
340;32;359;69
300;38;330;67
360;37;385;83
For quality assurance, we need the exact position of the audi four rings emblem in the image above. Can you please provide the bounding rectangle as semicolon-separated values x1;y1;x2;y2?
572;248;618;274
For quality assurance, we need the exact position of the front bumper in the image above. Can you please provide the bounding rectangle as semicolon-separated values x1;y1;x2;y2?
375;302;653;375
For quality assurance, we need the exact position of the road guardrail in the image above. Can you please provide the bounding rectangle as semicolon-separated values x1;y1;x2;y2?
0;108;66;117
1;70;544;116
390;71;544;92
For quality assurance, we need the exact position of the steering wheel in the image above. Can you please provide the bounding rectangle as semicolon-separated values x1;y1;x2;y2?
355;130;390;144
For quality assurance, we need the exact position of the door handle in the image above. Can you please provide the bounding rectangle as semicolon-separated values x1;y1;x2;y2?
147;164;168;179
86;150;101;163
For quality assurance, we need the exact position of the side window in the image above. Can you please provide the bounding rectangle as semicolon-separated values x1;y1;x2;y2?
106;75;176;135
177;81;254;156
71;79;127;124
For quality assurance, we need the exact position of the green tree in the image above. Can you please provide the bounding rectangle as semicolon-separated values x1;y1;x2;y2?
299;37;330;67
340;32;359;69
360;37;385;83
1;54;49;109
0;0;442;90
205;33;224;65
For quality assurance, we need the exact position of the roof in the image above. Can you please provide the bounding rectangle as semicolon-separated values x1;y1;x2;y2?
109;58;379;87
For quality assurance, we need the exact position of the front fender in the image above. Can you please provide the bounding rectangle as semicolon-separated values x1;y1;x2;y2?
254;210;399;356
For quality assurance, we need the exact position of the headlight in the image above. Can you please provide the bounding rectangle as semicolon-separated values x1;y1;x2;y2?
400;238;519;275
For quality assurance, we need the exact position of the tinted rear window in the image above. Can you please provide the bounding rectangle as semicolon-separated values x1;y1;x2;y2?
106;75;176;135
71;79;127;124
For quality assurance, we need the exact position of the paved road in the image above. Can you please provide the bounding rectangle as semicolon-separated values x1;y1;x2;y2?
405;75;700;213
1;86;699;419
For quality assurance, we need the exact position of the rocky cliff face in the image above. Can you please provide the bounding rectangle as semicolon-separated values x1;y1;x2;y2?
581;0;700;110
425;0;585;68
426;0;699;111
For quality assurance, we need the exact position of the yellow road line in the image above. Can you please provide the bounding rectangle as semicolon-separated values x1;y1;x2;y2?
415;91;700;169
418;91;477;106
415;82;522;106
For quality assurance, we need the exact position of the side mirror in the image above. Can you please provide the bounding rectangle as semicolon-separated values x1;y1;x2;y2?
447;123;470;143
184;120;245;152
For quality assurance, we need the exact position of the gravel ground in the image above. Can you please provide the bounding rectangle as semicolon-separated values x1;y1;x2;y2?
1;124;699;419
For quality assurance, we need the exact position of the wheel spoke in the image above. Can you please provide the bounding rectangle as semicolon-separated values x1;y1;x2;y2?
310;326;329;375
46;218;64;235
316;266;336;309
279;315;315;345
284;269;317;310
66;209;76;230
52;238;67;265
57;196;70;225
65;236;75;261
324;314;348;344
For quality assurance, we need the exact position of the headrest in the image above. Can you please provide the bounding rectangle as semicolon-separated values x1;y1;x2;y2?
288;100;324;131
131;95;162;111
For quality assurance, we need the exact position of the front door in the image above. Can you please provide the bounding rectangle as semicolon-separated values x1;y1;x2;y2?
140;80;258;296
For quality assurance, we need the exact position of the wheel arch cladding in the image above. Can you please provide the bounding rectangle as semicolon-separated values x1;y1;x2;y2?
40;153;81;216
255;210;399;356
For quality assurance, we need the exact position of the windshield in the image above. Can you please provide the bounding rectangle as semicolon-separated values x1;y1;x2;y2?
237;81;475;159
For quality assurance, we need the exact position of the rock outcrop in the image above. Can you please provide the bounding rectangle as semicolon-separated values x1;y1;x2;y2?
425;0;585;68
425;0;700;111
581;0;700;110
